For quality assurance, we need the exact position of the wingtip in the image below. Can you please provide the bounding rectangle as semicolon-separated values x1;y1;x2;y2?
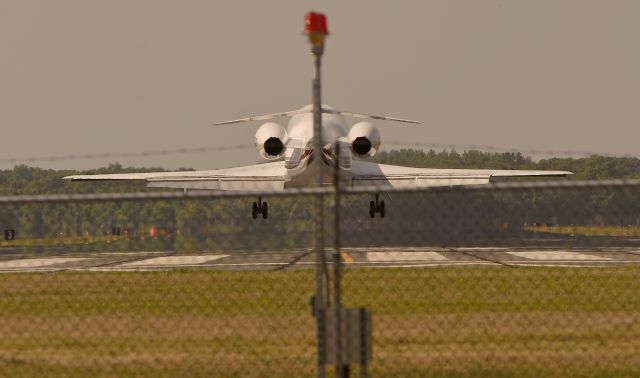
63;175;90;181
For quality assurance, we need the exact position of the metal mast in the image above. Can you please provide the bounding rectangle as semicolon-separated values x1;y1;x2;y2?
305;11;331;377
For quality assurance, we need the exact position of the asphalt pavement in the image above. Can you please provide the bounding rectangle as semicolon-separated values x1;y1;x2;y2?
1;246;640;272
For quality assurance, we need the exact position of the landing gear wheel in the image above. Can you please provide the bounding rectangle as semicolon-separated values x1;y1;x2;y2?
252;196;269;220
369;194;386;218
252;202;259;219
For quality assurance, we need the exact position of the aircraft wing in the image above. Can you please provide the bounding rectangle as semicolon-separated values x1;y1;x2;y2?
63;161;287;191
351;161;572;188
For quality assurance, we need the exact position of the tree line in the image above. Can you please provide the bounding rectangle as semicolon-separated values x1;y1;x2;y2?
0;151;639;250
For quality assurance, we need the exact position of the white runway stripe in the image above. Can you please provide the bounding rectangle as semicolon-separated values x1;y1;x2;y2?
506;251;612;261
0;257;89;269
367;251;448;262
121;255;229;267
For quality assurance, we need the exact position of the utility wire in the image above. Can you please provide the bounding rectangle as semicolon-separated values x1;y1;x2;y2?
0;145;254;164
383;141;640;159
1;141;638;165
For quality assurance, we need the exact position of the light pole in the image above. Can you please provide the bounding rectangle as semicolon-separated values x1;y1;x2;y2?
305;11;334;377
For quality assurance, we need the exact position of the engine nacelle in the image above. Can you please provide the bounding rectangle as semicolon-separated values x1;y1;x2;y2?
348;122;380;158
255;122;288;160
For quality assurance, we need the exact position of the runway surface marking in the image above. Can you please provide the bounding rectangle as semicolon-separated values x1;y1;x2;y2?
0;257;89;269
367;251;448;262
3;248;640;273
340;252;353;263
365;262;496;268
121;255;229;267
509;263;630;268
506;251;612;261
455;247;511;251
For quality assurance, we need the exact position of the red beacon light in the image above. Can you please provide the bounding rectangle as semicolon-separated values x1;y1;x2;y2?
305;12;328;34
305;12;328;46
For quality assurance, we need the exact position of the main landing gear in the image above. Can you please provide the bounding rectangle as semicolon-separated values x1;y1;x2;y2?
252;196;268;219
369;194;385;218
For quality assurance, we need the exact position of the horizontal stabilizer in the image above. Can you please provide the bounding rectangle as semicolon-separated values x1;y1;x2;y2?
213;107;420;125
213;110;309;125
322;109;420;124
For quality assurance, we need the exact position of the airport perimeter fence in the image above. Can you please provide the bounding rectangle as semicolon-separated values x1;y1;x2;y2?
2;180;640;376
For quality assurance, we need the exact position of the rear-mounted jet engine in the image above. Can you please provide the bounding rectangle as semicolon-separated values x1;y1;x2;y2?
255;122;288;160
348;122;380;158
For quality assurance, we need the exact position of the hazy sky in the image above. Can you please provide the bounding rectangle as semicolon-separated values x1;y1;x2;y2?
1;1;639;170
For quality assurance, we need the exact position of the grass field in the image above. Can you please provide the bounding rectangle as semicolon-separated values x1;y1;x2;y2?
525;224;640;237
0;235;119;248
1;268;639;377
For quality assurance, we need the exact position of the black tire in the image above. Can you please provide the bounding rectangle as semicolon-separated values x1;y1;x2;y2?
369;201;376;218
262;202;268;219
252;202;259;219
379;200;385;218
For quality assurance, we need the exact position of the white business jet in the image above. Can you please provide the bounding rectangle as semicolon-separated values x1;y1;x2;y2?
64;104;571;219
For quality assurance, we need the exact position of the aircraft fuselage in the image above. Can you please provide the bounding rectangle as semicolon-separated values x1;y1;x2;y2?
282;105;350;186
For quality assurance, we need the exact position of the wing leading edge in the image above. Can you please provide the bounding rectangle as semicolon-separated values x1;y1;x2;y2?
63;162;287;191
350;161;572;188
64;160;571;191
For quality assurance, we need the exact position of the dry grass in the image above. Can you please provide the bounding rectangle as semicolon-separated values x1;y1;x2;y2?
0;268;639;376
0;235;118;248
525;224;640;237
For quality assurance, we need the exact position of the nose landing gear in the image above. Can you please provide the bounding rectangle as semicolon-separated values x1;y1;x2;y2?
252;196;268;219
369;194;385;218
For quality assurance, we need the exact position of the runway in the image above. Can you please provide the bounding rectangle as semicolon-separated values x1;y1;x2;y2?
2;247;640;272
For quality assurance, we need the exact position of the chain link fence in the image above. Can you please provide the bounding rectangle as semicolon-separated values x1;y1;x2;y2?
2;179;640;376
